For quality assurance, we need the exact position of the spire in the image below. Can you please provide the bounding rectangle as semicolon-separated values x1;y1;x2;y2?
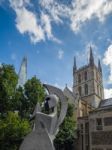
89;46;94;66
73;56;77;71
98;59;102;74
17;56;27;88
65;83;67;88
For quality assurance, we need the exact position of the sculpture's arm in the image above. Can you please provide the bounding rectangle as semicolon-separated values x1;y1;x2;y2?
30;103;41;120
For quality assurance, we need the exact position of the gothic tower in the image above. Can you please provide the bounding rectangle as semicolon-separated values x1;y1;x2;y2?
17;56;27;88
73;47;104;108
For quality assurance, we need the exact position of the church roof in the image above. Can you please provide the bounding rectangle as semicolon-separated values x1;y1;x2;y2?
63;86;76;104
89;98;112;115
99;98;112;108
64;86;74;96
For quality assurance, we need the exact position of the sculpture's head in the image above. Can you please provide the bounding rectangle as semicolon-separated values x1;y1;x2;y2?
44;94;58;113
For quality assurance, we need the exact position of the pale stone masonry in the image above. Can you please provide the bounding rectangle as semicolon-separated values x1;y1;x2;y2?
63;47;112;150
73;47;104;108
89;98;112;150
72;47;104;150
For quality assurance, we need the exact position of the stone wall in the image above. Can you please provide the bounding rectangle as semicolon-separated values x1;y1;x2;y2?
104;117;112;126
89;108;112;150
91;131;112;145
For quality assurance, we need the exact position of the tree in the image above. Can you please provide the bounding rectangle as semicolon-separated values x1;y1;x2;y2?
0;112;31;150
23;76;45;116
54;103;76;150
0;64;18;114
11;76;45;119
0;64;46;150
13;86;27;118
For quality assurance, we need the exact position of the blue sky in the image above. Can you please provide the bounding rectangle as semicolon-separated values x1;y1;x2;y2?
0;0;112;98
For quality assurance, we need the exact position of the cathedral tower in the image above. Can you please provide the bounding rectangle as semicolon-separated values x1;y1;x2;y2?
73;47;104;108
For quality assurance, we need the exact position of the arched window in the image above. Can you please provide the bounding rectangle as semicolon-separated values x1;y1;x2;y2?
78;86;82;96
84;71;87;80
85;84;88;95
78;74;81;83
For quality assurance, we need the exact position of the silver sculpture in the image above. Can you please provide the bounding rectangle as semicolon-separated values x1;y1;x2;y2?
19;84;68;150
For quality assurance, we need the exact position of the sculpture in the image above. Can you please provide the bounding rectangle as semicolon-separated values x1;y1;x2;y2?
19;84;68;150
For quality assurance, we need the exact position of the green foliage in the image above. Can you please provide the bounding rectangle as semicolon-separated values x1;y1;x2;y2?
0;112;31;150
0;64;45;117
0;64;18;114
54;104;76;150
11;76;45;118
0;64;45;149
14;86;28;118
0;63;75;150
23;76;45;116
24;76;45;103
66;103;74;117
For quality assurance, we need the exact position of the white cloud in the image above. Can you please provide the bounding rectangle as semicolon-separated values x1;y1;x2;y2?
103;44;112;82
16;8;45;43
9;0;45;43
9;0;112;43
40;0;112;33
70;0;112;32
40;0;112;36
104;88;112;99
39;0;69;24
9;0;61;44
41;13;52;39
58;50;64;60
40;12;61;43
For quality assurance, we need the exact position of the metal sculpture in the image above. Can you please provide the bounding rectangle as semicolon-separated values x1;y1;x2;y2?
19;84;68;150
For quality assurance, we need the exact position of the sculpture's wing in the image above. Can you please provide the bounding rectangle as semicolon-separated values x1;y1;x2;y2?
43;84;68;135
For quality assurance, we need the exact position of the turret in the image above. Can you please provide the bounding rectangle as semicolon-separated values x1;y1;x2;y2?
73;56;77;74
89;46;94;66
98;59;102;74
